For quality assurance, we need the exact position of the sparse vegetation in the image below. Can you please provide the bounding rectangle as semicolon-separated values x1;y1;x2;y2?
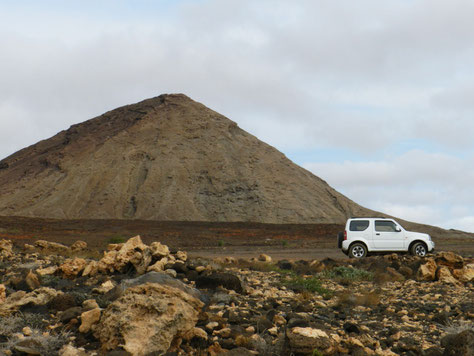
320;266;373;284
217;239;226;247
282;274;331;298
108;236;127;244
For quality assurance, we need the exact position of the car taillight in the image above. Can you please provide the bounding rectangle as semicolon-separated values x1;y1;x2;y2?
344;230;347;240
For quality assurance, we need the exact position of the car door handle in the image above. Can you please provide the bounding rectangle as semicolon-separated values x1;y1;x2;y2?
376;233;380;235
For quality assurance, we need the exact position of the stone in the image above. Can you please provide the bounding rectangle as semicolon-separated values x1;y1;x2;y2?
417;258;437;281
147;259;167;272
36;266;58;276
34;240;68;253
0;287;62;316
0;283;6;303
0;239;13;260
96;283;203;356
258;254;272;263
195;272;245;293
287;327;332;354
70;240;87;251
93;280;115;294
79;308;101;333
150;241;170;258
25;271;40;290
14;338;43;355
452;263;474;283
436;266;458;284
99;235;152;275
176;250;187;262
59;344;88;356
398;266;413;278
82;260;99;277
60;258;87;278
82;299;99;311
435;252;464;269
22;326;33;336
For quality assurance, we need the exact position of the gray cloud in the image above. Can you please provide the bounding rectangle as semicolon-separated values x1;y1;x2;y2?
0;0;473;231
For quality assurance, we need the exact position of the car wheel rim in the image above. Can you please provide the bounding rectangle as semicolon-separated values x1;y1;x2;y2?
352;246;364;258
415;245;426;256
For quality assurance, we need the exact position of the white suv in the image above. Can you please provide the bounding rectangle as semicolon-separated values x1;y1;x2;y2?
338;217;435;258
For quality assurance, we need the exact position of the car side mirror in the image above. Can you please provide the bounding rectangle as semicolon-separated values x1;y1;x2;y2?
395;227;401;232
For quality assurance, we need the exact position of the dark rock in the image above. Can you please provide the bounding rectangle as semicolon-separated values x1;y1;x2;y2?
399;266;414;278
255;316;273;333
343;322;360;334
195;272;244;293
287;318;310;328
59;306;83;323
441;329;474;356
172;261;188;274
432;312;450;326
218;347;255;356
277;260;293;270
48;293;77;312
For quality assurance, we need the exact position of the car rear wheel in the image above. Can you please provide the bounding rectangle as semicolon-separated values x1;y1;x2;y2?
349;243;367;258
411;242;427;257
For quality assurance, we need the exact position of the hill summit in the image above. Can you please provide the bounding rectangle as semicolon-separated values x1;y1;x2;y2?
0;94;373;223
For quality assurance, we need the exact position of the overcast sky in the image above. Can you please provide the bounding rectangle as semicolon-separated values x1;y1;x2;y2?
1;0;473;232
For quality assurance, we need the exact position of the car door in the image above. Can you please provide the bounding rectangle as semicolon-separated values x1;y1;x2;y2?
372;220;404;250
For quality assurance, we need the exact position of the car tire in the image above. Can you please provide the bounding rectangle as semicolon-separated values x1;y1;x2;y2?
349;243;367;258
411;242;427;257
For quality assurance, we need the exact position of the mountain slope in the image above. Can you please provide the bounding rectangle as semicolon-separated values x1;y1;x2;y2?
0;94;375;223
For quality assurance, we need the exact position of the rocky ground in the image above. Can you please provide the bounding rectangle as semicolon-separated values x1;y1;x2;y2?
0;237;473;356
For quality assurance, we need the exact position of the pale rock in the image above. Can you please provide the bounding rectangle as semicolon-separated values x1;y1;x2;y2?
214;327;231;338
195;266;206;273
93;280;115;294
36;266;58;276
436;266;458;284
60;258;87;278
258;254;272;263
147;259;167;273
34;240;68;252
224;257;236;264
79;308;101;333
99;236;152;275
70;240;87;251
82;260;99;277
453;263;474;283
273;314;287;326
96;283;203;356
59;344;88;356
82;299;99;311
150;241;170;258
22;327;33;336
435;251;464;268
0;239;13;260
176;250;187;262
184;327;208;341
0;287;62;316
246;326;256;333
0;283;6;303
417;258;437;281
268;326;278;336
287;327;332;354
107;243;122;251
206;322;219;331
25;270;40;290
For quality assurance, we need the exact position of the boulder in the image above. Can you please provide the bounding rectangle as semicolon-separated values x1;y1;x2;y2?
436;266;458;284
258;254;272;263
452;263;474;283
147;259;167;272
34;240;68;253
0;287;62;316
176;250;187;262
0;283;6;303
195;272;245;293
417;258;437;281
286;327;332;354
435;252;464;269
96;283;203;355
25;270;41;290
150;241;170;258
79;308;101;333
60;258;87;278
98;235;152;274
0;239;13;260
70;240;88;251
59;344;88;356
82;260;99;277
36;266;58;276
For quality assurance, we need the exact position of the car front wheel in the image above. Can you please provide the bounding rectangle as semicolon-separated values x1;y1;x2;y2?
411;242;427;257
349;243;367;258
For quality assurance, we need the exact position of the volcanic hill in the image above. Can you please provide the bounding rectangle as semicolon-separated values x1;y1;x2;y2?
0;94;374;223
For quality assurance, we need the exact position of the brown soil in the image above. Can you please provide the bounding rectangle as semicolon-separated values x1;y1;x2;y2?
1;216;472;258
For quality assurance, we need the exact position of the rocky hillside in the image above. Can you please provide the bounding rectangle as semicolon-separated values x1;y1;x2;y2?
0;237;473;355
0;94;375;223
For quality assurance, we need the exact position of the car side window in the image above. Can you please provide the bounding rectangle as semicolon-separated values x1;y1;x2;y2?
349;220;369;231
375;220;397;232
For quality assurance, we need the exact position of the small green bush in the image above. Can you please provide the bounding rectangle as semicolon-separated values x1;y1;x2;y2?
217;239;225;247
282;275;331;298
321;266;373;283
108;236;127;244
